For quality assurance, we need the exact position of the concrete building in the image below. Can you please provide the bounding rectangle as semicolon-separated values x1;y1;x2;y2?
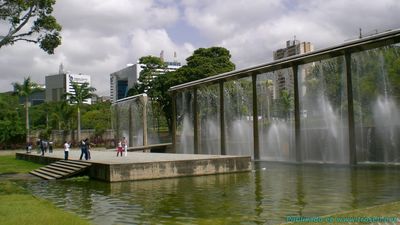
110;57;182;103
46;73;92;104
110;64;142;103
272;39;314;99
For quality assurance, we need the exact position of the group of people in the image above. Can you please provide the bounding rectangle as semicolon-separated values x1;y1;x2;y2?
33;139;54;156
79;138;91;160
116;137;128;157
63;139;91;160
63;139;92;160
25;138;93;161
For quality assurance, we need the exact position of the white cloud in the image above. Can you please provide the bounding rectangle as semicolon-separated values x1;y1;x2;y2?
183;0;400;68
1;0;399;95
128;29;194;63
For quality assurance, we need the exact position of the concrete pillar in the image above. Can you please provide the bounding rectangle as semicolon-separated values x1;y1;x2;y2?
219;82;226;155
345;53;357;165
252;74;260;160
171;91;177;152
141;94;149;152
293;64;302;162
128;104;132;148
193;89;199;154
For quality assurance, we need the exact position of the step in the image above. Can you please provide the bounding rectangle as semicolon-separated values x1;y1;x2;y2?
40;167;69;176
60;160;92;167
34;168;62;179
55;160;89;168
53;161;87;169
46;165;75;173
58;160;92;167
29;170;56;180
48;163;80;171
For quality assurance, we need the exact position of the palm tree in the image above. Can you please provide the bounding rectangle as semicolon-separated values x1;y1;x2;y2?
13;77;41;143
65;82;96;142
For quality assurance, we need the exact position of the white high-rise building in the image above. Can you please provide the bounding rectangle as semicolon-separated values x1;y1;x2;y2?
46;72;92;104
110;57;182;103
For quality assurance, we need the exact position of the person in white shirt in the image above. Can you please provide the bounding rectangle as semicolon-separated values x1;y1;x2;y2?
64;141;70;160
122;137;128;157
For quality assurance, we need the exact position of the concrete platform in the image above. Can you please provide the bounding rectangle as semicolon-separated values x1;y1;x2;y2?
16;150;251;182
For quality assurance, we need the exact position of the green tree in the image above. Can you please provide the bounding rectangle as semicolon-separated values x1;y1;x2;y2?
12;77;42;143
65;82;96;142
0;93;25;148
0;0;62;54
127;55;167;96
82;101;111;137
279;90;293;119
150;47;236;131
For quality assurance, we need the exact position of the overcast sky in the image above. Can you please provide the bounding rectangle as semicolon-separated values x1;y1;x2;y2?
1;0;399;96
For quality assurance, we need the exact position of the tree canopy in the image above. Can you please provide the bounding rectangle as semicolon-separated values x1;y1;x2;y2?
0;0;62;54
12;76;42;143
65;81;96;141
127;55;167;96
141;46;236;131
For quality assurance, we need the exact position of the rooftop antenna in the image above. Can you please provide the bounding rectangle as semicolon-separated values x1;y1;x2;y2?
173;51;177;62
160;50;164;62
59;62;64;74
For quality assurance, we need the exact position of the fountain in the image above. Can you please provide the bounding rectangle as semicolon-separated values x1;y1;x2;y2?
373;96;400;162
352;45;400;163
112;94;165;149
166;30;400;165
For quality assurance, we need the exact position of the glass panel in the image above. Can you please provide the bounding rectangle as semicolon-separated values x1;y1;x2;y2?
130;98;144;146
111;95;170;148
352;45;400;163
298;57;349;164
198;84;220;155
116;100;131;146
224;77;253;157
146;101;171;145
175;91;194;154
257;71;295;161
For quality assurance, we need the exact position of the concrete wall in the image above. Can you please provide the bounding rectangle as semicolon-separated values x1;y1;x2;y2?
16;153;60;165
89;156;251;182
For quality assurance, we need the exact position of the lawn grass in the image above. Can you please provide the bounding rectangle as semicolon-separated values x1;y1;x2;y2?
0;155;92;225
0;155;42;174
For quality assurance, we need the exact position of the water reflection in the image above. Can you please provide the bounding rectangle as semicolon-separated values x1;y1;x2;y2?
21;162;400;225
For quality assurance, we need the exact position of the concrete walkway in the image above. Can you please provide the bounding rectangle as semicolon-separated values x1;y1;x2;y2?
17;149;252;182
24;148;246;165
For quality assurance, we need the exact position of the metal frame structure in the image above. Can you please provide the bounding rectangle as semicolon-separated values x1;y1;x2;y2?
170;29;400;165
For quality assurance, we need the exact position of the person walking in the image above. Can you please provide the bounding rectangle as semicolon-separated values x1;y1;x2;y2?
43;140;48;153
26;141;32;153
116;139;123;157
36;138;41;154
48;141;53;153
79;139;87;160
64;141;70;160
39;139;45;156
85;138;91;160
122;137;128;157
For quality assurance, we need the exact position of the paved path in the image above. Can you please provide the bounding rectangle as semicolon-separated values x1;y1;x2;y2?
18;148;247;165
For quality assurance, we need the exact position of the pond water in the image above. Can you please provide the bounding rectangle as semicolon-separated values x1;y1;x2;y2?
21;162;400;225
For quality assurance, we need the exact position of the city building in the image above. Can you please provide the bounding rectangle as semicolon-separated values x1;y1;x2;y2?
46;65;92;104
15;84;46;106
110;52;182;103
110;63;142;103
272;39;314;99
